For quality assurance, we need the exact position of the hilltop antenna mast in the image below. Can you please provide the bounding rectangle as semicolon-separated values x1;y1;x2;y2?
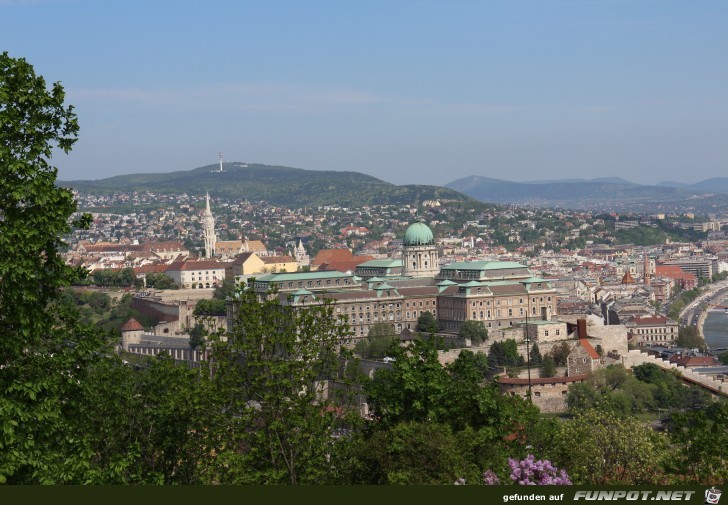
218;151;224;173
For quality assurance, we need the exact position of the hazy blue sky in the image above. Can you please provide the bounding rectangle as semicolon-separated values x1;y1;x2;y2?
3;0;727;186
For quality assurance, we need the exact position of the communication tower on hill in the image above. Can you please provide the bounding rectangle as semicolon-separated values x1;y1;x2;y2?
211;152;225;173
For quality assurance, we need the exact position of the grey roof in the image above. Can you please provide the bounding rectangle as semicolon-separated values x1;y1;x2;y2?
134;335;191;349
357;259;403;268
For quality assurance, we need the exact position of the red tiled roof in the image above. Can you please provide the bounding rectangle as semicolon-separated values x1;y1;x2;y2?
655;265;697;281
133;264;170;274
229;252;258;265
141;241;186;252
244;240;267;252
121;318;144;331
311;249;356;267
579;338;600;359
318;258;375;273
169;260;225;271
669;355;717;367
215;240;243;252
627;315;675;326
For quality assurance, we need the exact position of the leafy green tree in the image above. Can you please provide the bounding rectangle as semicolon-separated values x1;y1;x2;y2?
549;341;572;366
368;321;397;339
0;51;84;358
0;52;110;483
193;298;227;316
541;355;557;378
361;342;540;479
529;342;543;366
212;278;236;300
550;409;670;485
566;381;599;412
354;322;398;358
208;282;353;484
73;354;228;484
188;323;206;350
145;273;178;290
677;325;706;350
344;421;480;485
668;400;728;485
719;351;728;365
365;339;450;427
415;310;438;335
488;339;525;368
85;291;111;310
459;320;488;345
90;268;142;288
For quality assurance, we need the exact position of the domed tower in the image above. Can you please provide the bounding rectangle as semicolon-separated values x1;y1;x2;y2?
402;220;439;278
120;317;144;352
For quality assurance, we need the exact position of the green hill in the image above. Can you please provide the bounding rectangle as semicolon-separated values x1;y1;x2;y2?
60;163;470;207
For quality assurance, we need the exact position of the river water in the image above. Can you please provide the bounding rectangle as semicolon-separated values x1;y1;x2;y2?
702;308;728;351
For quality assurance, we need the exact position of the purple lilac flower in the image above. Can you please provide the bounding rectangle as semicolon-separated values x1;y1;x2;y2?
507;454;572;485
482;469;501;485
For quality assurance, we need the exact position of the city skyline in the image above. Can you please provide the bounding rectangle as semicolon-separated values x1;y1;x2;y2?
3;0;727;186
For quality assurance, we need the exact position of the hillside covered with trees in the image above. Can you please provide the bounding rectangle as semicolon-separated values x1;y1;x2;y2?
60;163;470;208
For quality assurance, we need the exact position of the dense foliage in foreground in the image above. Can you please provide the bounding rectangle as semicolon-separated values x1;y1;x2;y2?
1;51;726;485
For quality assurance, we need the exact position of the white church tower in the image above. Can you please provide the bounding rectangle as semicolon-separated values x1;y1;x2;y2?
292;238;310;268
203;192;217;258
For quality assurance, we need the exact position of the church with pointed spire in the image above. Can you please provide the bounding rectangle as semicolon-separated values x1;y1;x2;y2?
202;192;217;258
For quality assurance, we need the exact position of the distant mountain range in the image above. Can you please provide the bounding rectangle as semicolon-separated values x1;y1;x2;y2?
59;163;470;208
656;178;728;193
445;175;728;213
59;163;728;213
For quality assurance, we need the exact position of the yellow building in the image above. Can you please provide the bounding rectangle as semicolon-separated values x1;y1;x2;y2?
261;255;298;273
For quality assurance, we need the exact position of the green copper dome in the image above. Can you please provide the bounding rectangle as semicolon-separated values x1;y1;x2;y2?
403;221;434;246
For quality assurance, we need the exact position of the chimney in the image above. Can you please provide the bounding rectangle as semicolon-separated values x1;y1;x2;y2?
577;318;588;339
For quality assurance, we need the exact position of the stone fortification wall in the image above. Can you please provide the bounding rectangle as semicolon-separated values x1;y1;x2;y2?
498;381;573;413
623;350;727;396
587;325;629;356
132;296;181;324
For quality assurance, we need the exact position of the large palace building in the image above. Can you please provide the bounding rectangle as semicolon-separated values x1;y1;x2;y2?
239;221;558;342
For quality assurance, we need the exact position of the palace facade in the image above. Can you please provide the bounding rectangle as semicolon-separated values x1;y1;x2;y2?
233;221;559;342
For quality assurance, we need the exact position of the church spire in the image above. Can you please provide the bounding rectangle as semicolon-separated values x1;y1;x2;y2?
203;192;216;258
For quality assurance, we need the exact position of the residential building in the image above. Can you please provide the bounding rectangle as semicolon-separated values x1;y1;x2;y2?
655;265;698;290
625;315;679;348
166;259;226;289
